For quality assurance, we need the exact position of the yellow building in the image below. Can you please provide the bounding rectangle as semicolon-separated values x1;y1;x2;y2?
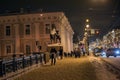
0;12;74;58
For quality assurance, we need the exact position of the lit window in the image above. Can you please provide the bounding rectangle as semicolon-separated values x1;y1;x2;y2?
6;26;11;36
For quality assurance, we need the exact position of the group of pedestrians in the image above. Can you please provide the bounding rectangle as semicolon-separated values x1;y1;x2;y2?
49;46;87;65
74;47;87;58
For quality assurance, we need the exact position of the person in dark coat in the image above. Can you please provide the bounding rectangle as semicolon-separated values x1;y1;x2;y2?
59;47;63;59
50;48;57;65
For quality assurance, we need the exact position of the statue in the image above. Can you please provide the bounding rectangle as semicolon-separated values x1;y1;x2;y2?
50;28;56;43
55;30;61;43
50;27;61;44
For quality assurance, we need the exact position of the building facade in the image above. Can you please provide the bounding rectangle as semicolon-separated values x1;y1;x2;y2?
102;29;120;48
0;12;74;57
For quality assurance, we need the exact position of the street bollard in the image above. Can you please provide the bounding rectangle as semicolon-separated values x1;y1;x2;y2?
44;54;46;64
30;55;32;66
40;54;42;63
35;54;38;64
0;60;3;76
2;62;6;76
12;55;17;72
22;56;25;68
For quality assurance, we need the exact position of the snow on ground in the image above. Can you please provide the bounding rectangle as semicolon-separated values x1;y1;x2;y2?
89;56;117;80
14;57;98;80
102;56;120;69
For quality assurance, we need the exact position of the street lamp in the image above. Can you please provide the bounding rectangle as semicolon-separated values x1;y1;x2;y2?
84;19;91;55
86;19;89;23
86;24;90;28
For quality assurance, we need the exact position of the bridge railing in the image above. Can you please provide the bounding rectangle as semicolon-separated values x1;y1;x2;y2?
0;52;47;77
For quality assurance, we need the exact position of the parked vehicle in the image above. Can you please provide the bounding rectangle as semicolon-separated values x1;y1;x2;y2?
93;48;104;56
106;48;120;57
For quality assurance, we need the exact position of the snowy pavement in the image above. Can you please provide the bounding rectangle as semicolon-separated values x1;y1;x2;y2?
11;55;120;80
89;56;118;80
14;57;97;80
102;56;120;69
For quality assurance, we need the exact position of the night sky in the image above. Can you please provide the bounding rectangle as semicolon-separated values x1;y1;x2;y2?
0;0;120;42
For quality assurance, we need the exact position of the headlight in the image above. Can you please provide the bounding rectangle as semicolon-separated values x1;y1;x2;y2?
102;52;106;55
101;51;106;57
115;50;120;54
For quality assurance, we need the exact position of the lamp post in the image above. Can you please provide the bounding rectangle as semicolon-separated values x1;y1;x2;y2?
84;19;90;55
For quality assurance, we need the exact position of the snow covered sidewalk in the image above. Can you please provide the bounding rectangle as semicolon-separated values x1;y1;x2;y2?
89;56;117;80
14;57;97;80
13;56;118;80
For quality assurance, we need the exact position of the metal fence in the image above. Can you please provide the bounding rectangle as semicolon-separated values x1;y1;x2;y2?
0;53;46;77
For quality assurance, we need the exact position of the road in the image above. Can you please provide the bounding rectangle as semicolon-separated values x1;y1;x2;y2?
13;55;120;80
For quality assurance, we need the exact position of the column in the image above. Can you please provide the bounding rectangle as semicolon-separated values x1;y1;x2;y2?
66;31;70;52
14;24;20;54
34;23;40;52
60;24;66;52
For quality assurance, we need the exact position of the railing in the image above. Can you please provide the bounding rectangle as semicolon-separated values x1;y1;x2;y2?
0;53;46;77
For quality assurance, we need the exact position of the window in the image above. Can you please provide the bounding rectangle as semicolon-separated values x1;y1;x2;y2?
51;24;56;30
48;17;51;19
26;45;31;54
25;25;31;35
45;24;51;34
53;16;57;19
6;45;11;54
6;26;11;36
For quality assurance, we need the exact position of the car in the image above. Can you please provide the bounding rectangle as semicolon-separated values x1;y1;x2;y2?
106;48;120;57
93;48;104;56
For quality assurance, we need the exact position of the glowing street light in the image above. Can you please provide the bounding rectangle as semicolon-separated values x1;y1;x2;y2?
86;24;90;28
86;19;89;22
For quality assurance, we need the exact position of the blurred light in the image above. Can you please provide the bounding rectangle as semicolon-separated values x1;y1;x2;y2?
95;30;99;34
86;24;90;28
115;50;120;54
101;51;106;57
40;14;43;16
86;19;89;22
112;30;114;33
88;8;94;10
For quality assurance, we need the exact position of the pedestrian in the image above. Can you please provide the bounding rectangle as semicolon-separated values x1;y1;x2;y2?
50;48;57;65
59;47;63;59
81;47;85;56
77;48;81;58
74;48;78;58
